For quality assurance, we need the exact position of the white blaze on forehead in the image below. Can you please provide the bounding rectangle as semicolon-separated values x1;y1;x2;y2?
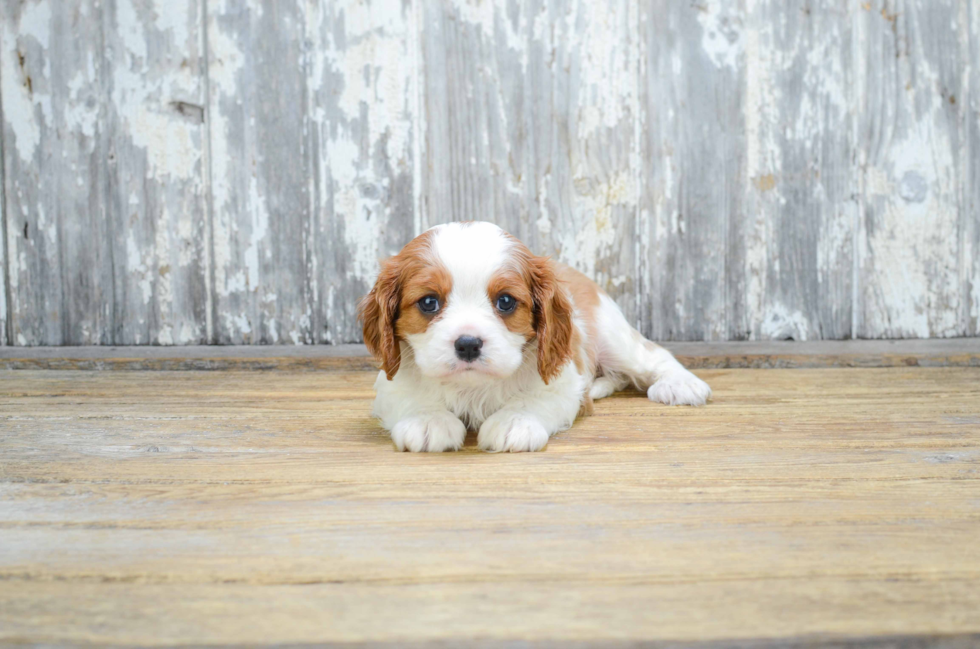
406;222;527;381
429;223;513;297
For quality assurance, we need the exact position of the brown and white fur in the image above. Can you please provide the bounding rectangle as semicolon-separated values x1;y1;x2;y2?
359;222;711;453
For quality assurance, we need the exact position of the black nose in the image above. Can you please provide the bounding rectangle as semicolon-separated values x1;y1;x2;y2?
454;336;483;362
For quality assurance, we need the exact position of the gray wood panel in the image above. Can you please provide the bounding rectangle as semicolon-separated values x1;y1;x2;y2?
0;92;7;346
1;0;978;344
735;0;856;342
856;0;969;339
640;2;855;343
105;0;210;345
207;0;414;345
307;0;416;344
420;0;639;322
207;0;314;344
969;0;979;337
1;0;112;345
638;0;743;342
0;0;209;346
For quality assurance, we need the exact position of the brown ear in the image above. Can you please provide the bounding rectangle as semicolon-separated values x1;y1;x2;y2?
529;257;575;384
359;258;403;380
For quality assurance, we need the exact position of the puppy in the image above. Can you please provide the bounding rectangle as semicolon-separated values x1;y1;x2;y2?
359;222;711;452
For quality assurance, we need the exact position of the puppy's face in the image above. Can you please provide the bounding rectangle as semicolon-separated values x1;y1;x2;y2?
359;223;574;384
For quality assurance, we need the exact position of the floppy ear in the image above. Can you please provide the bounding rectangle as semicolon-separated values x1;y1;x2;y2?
359;258;403;380
529;257;575;384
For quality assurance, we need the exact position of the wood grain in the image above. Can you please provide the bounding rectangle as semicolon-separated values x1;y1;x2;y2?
1;1;979;345
103;0;211;346
1;367;979;645
0;82;7;346
639;0;742;341
206;0;416;345
420;0;639;321
735;0;856;342
0;0;210;346
206;0;314;344
1;0;113;345
308;0;417;345
969;0;979;337
855;0;970;339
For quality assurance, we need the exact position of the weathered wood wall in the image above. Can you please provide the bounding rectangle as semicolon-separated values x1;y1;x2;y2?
1;0;977;345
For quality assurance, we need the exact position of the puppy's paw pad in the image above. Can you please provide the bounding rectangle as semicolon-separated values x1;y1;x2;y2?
648;371;712;406
478;413;549;453
391;413;466;452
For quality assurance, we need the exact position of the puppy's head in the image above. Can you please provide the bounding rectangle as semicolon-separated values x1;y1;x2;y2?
359;222;575;384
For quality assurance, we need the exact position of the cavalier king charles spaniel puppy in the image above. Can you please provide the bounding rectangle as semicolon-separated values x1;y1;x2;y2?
359;222;711;452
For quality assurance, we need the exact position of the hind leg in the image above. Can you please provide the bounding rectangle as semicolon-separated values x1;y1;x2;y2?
589;374;630;400
593;295;712;406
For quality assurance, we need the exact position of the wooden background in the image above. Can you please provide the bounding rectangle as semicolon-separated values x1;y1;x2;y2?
1;0;977;346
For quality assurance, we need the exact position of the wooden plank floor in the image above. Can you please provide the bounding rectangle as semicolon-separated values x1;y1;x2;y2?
1;367;979;647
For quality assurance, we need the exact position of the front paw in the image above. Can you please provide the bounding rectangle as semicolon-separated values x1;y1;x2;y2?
478;412;550;453
648;370;712;406
391;412;466;452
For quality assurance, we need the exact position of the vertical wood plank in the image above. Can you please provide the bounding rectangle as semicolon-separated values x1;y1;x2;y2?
638;1;743;341
855;0;968;339
1;0;112;345
207;0;315;344
0;0;209;345
306;0;416;344
208;0;415;345
736;0;856;341
421;0;639;321
418;0;527;242
968;0;979;336
640;2;856;343
104;0;210;344
0;82;7;345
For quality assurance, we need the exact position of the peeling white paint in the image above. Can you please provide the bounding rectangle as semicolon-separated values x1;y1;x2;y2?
205;4;245;94
224;313;252;337
151;0;191;51
696;0;742;70
126;231;153;306
818;200;854;290
0;173;4;343
761;304;810;341
572;0;632;140
1;1;51;163
178;322;197;345
153;208;175;333
2;0;977;346
454;0;524;53
323;0;413;165
243;173;270;294
315;0;415;289
62;67;98;140
112;0;201;180
743;7;781;337
559;170;635;283
157;325;174;345
866;167;891;196
207;0;246;305
865;119;960;338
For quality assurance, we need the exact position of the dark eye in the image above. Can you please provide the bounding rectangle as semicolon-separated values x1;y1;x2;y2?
495;294;517;314
418;295;440;314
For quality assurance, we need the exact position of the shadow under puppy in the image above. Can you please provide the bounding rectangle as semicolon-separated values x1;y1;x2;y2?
359;222;711;452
